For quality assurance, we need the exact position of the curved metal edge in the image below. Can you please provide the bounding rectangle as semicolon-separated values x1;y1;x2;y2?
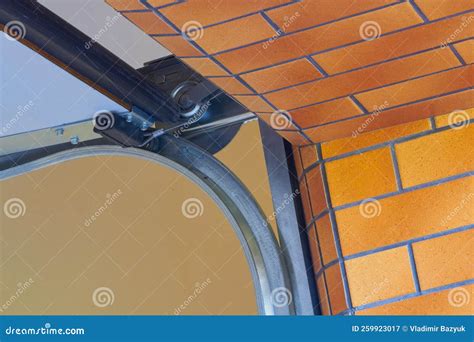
0;137;295;315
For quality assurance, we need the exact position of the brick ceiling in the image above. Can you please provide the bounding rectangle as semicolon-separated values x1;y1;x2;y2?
106;0;474;145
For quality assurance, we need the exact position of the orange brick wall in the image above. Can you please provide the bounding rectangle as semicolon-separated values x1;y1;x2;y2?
106;0;474;146
294;108;473;315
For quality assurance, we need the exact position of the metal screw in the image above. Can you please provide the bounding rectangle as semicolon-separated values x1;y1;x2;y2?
55;128;64;136
70;136;80;145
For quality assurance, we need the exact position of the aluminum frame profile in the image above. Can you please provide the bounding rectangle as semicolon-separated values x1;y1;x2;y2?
259;121;318;315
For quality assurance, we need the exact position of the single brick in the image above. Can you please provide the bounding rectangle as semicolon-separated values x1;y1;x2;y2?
240;59;323;93
413;229;474;290
195;15;276;54
316;275;331;315
322;119;431;159
316;213;337;265
325;147;397;206
299;180;313;224
325;264;348;314
299;144;318;169
345;247;415;307
335;177;474;256
395;125;474;187
356;284;474;315
153;36;203;57
123;11;175;34
305;165;329;216
290;97;362;129
293;146;304;178
181;57;229;76
308;224;323;273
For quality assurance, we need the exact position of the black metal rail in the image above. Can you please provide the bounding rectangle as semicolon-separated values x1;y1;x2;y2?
0;0;252;153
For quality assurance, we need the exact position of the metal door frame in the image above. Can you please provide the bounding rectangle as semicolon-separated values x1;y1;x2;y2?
0;134;295;315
